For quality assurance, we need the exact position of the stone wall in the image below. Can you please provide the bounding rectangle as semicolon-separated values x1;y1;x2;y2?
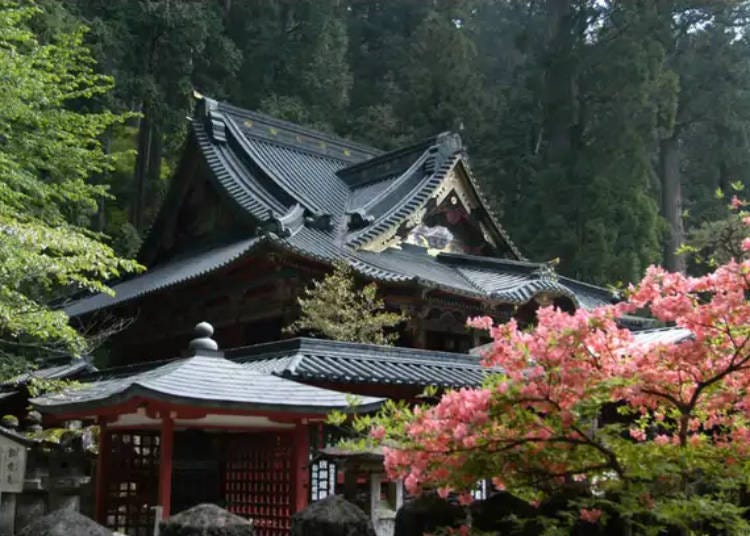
0;418;94;535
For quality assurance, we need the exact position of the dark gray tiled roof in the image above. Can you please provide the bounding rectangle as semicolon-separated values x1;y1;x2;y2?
62;98;615;318
243;137;351;216
229;338;489;388
631;326;692;345
64;238;262;317
195;116;290;222
471;326;692;357
352;246;476;289
0;358;98;401
2;358;96;386
351;246;615;308
346;153;458;248
218;102;379;164
200;98;522;254
63;233;614;318
346;175;400;211
32;354;384;415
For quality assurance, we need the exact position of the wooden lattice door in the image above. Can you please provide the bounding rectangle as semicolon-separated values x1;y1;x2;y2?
105;431;160;536
224;432;293;536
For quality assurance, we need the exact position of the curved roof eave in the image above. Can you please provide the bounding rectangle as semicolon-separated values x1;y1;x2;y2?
33;385;383;417
63;237;268;317
64;229;611;319
346;154;461;249
453;158;525;260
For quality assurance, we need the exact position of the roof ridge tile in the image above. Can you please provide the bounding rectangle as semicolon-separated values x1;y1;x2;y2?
214;100;380;162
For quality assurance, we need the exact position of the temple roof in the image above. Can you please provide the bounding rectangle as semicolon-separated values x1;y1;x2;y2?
63;238;261;317
64;96;616;318
1;358;96;386
31;338;490;417
630;326;693;345
65;234;616;318
471;325;693;357
229;337;489;388
165;97;523;253
32;353;384;416
0;357;97;401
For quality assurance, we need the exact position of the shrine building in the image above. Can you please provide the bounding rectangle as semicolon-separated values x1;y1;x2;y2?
23;95;636;535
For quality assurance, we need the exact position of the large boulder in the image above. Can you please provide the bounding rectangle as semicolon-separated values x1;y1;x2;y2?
159;503;253;536
16;508;111;536
291;495;375;536
394;493;465;536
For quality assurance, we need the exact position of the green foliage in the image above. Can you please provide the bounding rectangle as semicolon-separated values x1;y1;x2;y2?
0;3;141;369
683;215;747;270
25;376;77;398
285;263;406;345
226;0;351;132
65;0;241;233
30;0;750;286
682;186;749;271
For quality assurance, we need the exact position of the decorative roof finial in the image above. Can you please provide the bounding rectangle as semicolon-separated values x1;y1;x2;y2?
188;321;219;353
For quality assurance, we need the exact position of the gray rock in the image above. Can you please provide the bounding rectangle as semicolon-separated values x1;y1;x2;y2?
16;508;111;536
159;503;253;536
394;493;465;536
291;495;375;536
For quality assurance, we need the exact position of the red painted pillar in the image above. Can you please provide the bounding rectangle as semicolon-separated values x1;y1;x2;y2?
158;415;174;518
94;420;111;524
292;422;310;513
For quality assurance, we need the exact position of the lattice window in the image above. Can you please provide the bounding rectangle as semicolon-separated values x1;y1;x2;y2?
105;432;160;536
308;424;342;501
224;433;293;536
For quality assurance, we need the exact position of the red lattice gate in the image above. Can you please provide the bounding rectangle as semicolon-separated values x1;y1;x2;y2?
224;432;293;536
105;431;160;536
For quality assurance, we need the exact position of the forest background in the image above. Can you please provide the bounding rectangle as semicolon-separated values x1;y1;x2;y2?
35;0;750;286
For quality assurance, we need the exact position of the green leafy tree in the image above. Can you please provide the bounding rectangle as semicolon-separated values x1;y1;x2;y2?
352;228;750;533
286;263;406;345
67;0;241;233
0;4;140;374
32;0;750;289
226;0;351;133
681;185;749;271
516;1;668;284
671;3;750;272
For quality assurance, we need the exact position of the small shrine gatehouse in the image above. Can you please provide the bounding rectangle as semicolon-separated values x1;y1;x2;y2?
31;323;383;536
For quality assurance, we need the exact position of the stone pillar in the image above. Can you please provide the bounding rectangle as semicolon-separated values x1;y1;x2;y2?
13;494;45;535
48;492;78;512
0;492;16;535
16;441;48;535
49;431;90;515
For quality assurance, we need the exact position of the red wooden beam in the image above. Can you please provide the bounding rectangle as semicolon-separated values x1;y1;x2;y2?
292;421;310;513
46;398;335;422
94;419;111;524
158;414;174;518
106;423;295;432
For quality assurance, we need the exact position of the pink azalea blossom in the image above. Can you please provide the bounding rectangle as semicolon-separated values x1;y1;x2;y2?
579;508;603;524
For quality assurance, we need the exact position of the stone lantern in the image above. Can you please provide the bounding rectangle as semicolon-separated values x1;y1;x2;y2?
318;446;403;536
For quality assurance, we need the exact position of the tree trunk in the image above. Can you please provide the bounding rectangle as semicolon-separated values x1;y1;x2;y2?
543;0;576;162
146;123;163;226
659;135;686;273
95;133;112;233
132;104;152;232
